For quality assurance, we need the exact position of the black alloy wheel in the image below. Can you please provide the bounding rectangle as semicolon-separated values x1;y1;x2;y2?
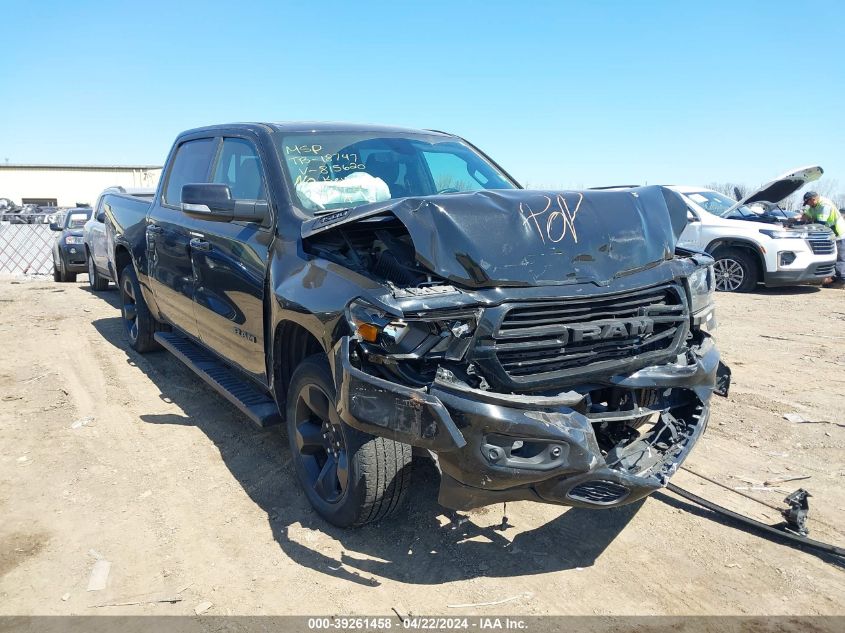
118;264;163;353
120;272;139;344
292;382;350;505
286;354;411;527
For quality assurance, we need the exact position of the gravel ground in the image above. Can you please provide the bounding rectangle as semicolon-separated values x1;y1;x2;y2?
0;278;843;616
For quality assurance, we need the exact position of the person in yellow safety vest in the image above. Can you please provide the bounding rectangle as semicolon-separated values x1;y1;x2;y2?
800;191;845;285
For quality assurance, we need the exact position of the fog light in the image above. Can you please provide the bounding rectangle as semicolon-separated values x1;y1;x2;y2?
779;251;796;266
69;247;77;254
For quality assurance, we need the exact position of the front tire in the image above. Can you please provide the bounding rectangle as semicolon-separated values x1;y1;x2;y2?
118;264;162;353
286;354;411;528
712;248;759;293
54;258;74;282
87;251;110;291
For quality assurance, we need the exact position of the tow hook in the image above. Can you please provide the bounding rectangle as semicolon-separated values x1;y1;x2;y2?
714;361;731;397
667;482;844;561
781;489;811;537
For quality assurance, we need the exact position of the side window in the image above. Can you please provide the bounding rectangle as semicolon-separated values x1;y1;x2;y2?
212;138;266;201
163;138;216;205
422;152;485;193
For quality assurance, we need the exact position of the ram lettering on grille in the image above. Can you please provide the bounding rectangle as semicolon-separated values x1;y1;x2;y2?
493;283;687;380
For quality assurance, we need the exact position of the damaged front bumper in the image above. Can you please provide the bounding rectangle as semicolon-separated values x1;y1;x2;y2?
332;336;729;511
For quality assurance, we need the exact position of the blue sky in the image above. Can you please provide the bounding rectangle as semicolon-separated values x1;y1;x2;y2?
1;0;843;191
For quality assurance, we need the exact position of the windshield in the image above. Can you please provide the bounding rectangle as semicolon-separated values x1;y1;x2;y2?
65;210;91;229
276;132;517;212
684;190;760;219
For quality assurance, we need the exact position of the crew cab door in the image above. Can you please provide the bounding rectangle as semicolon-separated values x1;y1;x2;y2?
189;136;272;382
147;137;217;338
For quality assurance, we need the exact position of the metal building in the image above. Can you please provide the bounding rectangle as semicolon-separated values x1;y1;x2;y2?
0;164;162;207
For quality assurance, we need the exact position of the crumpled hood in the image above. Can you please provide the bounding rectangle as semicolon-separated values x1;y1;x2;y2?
302;186;688;288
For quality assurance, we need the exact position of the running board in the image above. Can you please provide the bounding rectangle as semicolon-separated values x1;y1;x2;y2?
154;331;282;428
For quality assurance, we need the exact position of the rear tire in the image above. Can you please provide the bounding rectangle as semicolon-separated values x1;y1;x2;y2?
286;354;411;527
712;248;759;293
118;263;162;353
87;251;109;291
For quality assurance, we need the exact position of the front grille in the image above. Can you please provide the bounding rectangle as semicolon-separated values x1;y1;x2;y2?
567;480;630;505
493;283;687;380
815;263;835;276
808;236;835;255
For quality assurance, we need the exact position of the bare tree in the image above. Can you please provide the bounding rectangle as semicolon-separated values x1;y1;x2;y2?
705;177;844;211
705;182;748;201
789;178;842;211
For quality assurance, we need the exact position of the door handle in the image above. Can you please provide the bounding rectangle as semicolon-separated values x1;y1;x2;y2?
147;224;163;234
190;238;211;252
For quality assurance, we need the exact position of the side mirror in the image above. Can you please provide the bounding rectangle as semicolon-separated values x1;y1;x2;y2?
96;210;106;223
49;222;61;231
181;183;269;223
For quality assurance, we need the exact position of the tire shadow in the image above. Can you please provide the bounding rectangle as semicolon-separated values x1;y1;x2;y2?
92;315;643;586
80;283;121;308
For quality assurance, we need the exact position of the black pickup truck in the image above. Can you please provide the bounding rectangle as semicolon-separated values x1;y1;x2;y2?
103;122;728;527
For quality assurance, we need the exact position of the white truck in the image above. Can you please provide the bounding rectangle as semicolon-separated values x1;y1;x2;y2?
667;166;836;292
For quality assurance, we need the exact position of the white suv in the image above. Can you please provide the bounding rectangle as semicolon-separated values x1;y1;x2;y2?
83;186;155;290
666;166;836;292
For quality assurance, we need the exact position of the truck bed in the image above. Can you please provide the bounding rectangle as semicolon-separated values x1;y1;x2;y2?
103;191;154;281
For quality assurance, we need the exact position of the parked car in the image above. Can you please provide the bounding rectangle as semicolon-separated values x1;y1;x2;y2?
47;209;66;228
0;197;18;221
101;122;728;527
668;166;835;291
51;207;92;282
4;203;57;224
84;186;155;290
7;203;39;224
37;206;59;224
599;167;836;292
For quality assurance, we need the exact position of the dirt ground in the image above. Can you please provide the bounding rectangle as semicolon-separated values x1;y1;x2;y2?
0;277;843;617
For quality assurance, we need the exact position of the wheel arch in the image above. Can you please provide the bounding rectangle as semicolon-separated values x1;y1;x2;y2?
113;243;133;280
272;320;325;410
704;238;765;282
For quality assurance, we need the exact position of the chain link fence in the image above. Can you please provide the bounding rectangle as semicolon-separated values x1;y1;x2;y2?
0;213;57;275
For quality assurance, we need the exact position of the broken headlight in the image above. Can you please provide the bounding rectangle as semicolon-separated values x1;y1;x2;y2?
346;298;476;360
688;265;716;331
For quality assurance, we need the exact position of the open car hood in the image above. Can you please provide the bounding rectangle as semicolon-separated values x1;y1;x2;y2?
726;165;823;215
302;186;688;288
